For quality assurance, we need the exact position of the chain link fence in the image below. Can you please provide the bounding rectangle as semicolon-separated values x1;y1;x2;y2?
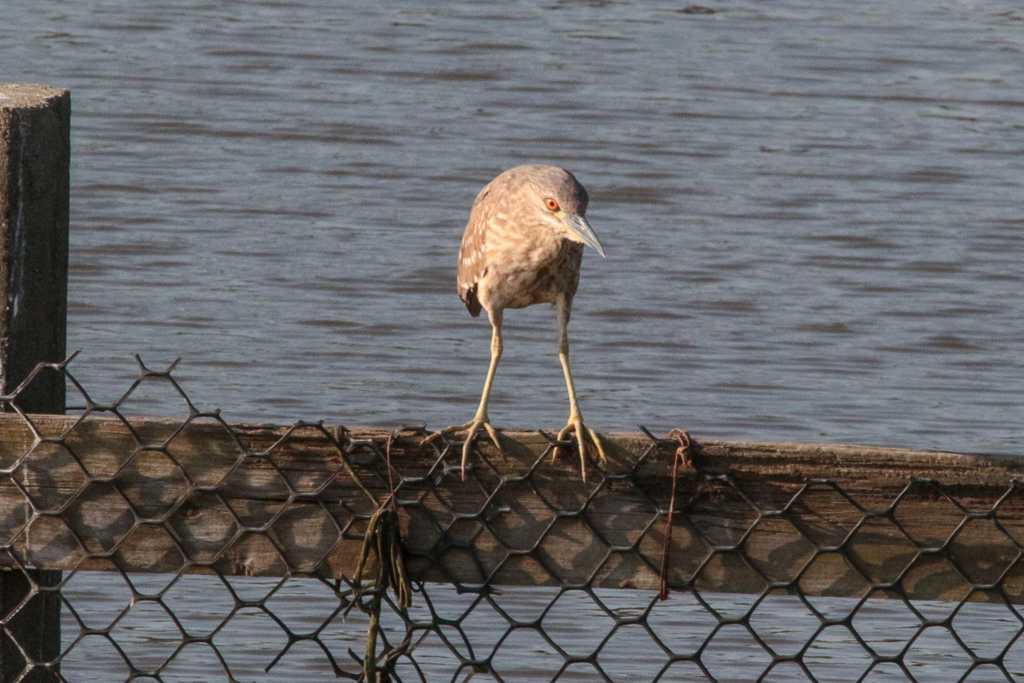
0;356;1023;682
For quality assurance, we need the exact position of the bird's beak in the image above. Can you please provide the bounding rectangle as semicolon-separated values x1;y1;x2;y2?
564;213;606;258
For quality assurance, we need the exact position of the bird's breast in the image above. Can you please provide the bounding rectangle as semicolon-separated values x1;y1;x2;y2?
478;239;582;311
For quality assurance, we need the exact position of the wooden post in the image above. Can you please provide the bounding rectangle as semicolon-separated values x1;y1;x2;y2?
0;84;69;683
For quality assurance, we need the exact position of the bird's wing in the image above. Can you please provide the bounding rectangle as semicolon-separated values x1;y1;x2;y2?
456;185;495;317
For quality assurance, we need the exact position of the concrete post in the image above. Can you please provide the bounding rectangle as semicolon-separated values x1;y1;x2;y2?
0;84;69;683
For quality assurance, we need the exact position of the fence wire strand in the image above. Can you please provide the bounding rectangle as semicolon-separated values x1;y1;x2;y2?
0;357;1022;682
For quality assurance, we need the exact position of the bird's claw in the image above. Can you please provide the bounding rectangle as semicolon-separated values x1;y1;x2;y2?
423;417;503;480
553;415;607;482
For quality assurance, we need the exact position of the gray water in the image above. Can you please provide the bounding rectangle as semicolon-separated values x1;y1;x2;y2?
55;575;1024;682
4;0;1024;680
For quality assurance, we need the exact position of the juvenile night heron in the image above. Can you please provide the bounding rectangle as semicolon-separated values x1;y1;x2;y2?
438;164;608;479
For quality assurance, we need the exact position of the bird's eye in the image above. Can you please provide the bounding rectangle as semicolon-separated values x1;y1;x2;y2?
545;198;560;212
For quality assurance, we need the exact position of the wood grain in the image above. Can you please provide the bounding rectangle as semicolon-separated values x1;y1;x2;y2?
2;411;1023;604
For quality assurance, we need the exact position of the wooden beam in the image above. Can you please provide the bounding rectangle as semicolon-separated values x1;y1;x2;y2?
1;411;1022;606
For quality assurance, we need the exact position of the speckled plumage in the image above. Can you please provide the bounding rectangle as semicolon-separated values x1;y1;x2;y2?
437;163;608;481
457;165;589;318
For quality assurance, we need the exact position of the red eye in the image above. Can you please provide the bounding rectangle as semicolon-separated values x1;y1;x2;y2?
545;198;560;212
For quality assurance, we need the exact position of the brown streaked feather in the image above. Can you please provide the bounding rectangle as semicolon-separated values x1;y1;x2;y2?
456;183;496;317
461;283;482;317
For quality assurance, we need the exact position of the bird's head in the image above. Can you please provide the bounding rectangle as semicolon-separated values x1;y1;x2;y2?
515;165;606;257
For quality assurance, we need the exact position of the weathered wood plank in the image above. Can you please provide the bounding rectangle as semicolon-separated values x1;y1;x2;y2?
1;411;1023;604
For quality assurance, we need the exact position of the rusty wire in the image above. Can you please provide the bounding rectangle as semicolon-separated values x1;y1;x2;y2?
0;357;1022;682
658;428;698;602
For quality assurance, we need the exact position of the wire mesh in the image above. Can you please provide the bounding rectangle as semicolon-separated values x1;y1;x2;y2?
0;356;1023;682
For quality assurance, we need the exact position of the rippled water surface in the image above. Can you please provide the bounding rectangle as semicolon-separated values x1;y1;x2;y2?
6;0;1024;450
5;0;1024;680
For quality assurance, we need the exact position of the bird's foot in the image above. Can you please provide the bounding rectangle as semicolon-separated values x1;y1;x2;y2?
422;416;503;480
552;414;607;482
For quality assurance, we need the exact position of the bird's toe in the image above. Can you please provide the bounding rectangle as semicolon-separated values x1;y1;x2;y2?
586;426;608;465
552;416;606;482
482;421;503;454
447;417;502;481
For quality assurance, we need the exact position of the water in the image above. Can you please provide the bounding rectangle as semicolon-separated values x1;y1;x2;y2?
54;575;1024;682
4;0;1024;680
5;0;1023;450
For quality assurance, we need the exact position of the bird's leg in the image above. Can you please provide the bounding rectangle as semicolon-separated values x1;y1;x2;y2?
460;313;505;472
552;298;607;481
424;311;504;478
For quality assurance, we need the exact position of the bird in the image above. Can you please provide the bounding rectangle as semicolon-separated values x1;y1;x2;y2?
433;164;608;480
